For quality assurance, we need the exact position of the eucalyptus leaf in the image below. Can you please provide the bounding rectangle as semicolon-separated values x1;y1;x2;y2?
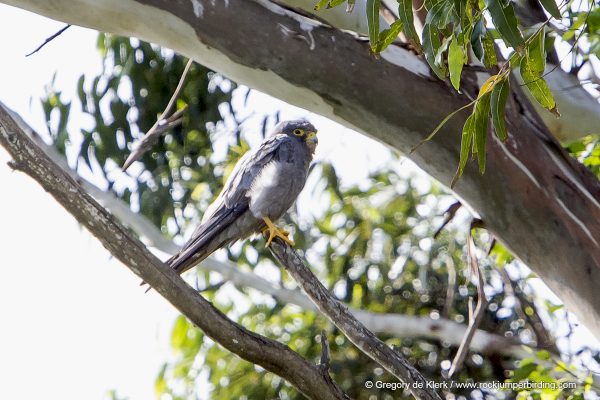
367;0;380;52
490;77;509;141
375;20;403;53
538;0;561;19
484;0;524;50
423;23;448;79
449;35;466;90
398;0;422;49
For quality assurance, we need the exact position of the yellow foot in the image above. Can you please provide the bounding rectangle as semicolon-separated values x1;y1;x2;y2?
261;217;294;247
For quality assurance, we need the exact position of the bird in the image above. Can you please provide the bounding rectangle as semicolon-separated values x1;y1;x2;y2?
167;119;318;277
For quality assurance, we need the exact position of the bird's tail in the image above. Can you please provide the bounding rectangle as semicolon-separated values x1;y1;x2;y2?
141;205;246;291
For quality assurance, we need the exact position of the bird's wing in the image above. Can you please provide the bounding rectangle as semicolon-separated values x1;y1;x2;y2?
221;134;289;208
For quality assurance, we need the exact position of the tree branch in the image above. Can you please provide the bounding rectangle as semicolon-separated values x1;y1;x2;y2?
268;239;443;400
0;103;349;400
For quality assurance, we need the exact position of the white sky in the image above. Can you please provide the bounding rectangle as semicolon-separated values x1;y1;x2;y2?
0;3;599;400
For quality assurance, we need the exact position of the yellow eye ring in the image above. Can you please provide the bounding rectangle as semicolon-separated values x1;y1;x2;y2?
293;129;304;136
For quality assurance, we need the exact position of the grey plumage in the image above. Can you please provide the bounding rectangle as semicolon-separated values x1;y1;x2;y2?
167;119;318;275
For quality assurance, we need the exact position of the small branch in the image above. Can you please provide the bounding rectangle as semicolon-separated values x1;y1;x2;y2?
448;230;488;378
319;330;331;370
268;239;443;400
433;202;462;239
499;268;558;353
122;58;193;171
25;24;71;57
0;102;349;400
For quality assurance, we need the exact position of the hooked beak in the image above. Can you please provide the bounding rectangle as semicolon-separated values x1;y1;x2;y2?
306;131;318;145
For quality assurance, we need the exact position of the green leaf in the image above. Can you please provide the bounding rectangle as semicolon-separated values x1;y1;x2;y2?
426;0;456;29
484;0;524;50
470;18;485;60
472;92;491;173
490;76;509;141
398;0;421;49
482;31;497;68
512;360;539;381
422;23;448;79
563;13;586;41
314;0;329;10
538;0;561;19
452;111;477;187
452;91;490;186
448;35;466;90
528;27;546;74
327;0;346;7
367;0;380;52
375;20;403;53
520;32;559;116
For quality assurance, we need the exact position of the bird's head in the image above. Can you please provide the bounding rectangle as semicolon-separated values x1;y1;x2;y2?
275;119;318;154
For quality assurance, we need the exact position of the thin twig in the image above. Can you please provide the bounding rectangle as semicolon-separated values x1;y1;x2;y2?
434;201;462;239
25;24;71;57
122;58;193;171
499;268;558;353
448;225;488;378
319;330;331;370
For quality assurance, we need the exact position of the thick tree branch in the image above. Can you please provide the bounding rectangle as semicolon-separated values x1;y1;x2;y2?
0;103;349;400
268;239;443;400
4;0;600;340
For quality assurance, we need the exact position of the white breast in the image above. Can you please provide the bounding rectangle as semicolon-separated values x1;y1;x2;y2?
248;161;281;218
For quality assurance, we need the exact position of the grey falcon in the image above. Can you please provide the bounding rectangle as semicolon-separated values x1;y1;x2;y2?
167;119;318;276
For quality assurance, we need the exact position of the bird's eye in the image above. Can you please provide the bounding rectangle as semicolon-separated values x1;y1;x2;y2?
293;129;304;136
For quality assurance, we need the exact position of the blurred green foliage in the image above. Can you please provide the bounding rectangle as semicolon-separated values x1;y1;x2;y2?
41;33;598;399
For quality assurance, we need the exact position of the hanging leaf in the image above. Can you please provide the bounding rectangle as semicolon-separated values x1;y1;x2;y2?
527;27;546;73
478;74;500;97
449;35;467;90
314;0;329;10
470;18;485;61
520;59;558;115
452;113;476;188
426;0;456;29
538;0;561;19
482;31;498;68
367;0;381;52
472;92;491;173
423;23;448;79
375;20;403;53
484;0;524;50
520;28;559;116
452;92;491;186
398;0;422;49
490;77;509;141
